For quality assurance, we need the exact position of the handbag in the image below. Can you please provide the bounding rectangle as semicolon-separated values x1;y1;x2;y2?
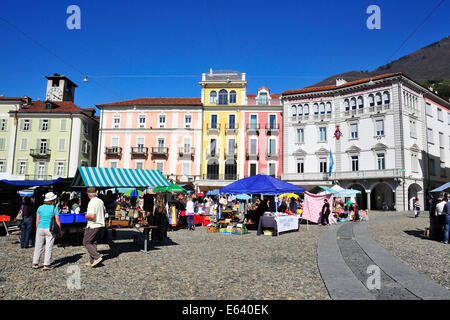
16;206;23;221
49;206;60;235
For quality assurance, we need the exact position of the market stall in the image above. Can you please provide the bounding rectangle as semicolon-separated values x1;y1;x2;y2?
72;166;171;252
208;175;305;236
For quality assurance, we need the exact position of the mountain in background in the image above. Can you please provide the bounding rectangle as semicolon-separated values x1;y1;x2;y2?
308;36;450;100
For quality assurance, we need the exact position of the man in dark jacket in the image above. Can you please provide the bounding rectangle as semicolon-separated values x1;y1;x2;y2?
320;199;331;225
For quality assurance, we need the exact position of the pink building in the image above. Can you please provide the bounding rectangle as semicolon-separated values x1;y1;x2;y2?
243;87;283;178
96;98;203;184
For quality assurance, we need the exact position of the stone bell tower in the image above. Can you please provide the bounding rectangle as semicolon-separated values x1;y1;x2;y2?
45;73;78;102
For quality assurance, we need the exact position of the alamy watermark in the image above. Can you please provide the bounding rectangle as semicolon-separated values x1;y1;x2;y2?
66;5;81;30
66;265;81;290
366;265;381;290
366;5;381;30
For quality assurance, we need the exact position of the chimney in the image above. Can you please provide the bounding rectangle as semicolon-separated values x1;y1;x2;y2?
336;78;347;86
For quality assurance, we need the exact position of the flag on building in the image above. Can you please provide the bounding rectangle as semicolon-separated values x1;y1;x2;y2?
329;150;334;176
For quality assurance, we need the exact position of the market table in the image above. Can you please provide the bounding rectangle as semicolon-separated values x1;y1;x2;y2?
257;214;300;236
133;224;158;253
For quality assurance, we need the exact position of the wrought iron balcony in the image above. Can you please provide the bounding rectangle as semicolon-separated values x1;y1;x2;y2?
265;123;279;134
131;146;148;157
105;147;122;157
225;146;237;159
266;151;279;159
151;147;169;156
246;123;260;135
202;174;238;181
225;123;239;135
206;123;221;134
30;149;51;159
178;147;195;157
246;149;259;160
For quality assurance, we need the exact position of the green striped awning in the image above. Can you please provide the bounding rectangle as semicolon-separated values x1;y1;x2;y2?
72;167;170;188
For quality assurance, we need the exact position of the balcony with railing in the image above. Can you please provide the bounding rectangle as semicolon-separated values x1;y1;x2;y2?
265;123;279;135
202;173;238;181
206;123;221;135
130;146;148;157
178;147;195;157
246;123;260;135
225;123;239;135
266;150;279;160
151;147;169;157
225;146;237;159
30;149;51;159
246;149;259;160
105;147;122;157
206;148;219;158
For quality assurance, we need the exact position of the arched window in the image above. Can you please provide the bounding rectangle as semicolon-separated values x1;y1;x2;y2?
224;159;237;180
368;94;375;107
313;103;319;115
358;96;364;109
304;104;309;115
218;89;228;105
207;159;219;180
326;102;332;114
350;98;356;110
375;93;382;106
383;91;390;105
298;104;303;116
229;90;237;104
319;103;325;114
210;90;217;104
291;105;297;117
344;99;350;111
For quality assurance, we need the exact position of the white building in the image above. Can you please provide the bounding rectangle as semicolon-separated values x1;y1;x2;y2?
282;72;450;211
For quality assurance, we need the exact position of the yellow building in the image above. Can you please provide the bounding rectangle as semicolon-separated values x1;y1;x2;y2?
197;70;247;191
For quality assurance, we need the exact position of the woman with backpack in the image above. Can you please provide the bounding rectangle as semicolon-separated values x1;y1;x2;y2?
32;192;62;270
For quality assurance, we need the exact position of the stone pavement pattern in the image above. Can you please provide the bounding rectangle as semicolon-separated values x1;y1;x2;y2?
318;212;450;300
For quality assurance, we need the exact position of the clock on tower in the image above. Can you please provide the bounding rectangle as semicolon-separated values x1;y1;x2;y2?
46;87;63;101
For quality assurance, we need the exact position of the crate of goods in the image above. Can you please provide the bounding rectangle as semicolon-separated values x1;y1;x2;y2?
75;213;88;223
263;229;273;236
59;213;75;224
219;228;229;234
206;225;218;233
232;226;248;235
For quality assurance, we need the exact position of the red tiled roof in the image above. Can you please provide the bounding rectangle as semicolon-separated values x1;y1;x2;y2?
282;73;403;95
96;98;202;107
0;96;27;102
14;101;97;120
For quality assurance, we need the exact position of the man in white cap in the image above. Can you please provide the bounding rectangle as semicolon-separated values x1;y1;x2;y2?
83;187;106;267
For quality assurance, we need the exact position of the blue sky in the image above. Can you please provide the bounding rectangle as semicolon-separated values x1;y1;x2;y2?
0;0;449;110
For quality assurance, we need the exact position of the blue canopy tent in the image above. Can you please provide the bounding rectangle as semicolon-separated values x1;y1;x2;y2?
0;177;63;190
430;182;450;193
218;174;305;195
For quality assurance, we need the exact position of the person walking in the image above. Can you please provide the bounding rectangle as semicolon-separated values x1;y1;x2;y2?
414;198;421;218
320;199;331;225
83;187;105;268
186;196;195;230
20;197;35;248
32;192;62;270
353;201;360;222
442;196;450;244
435;195;447;242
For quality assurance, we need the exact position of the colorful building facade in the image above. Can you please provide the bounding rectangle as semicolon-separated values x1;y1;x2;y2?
96;98;203;185
4;74;98;179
